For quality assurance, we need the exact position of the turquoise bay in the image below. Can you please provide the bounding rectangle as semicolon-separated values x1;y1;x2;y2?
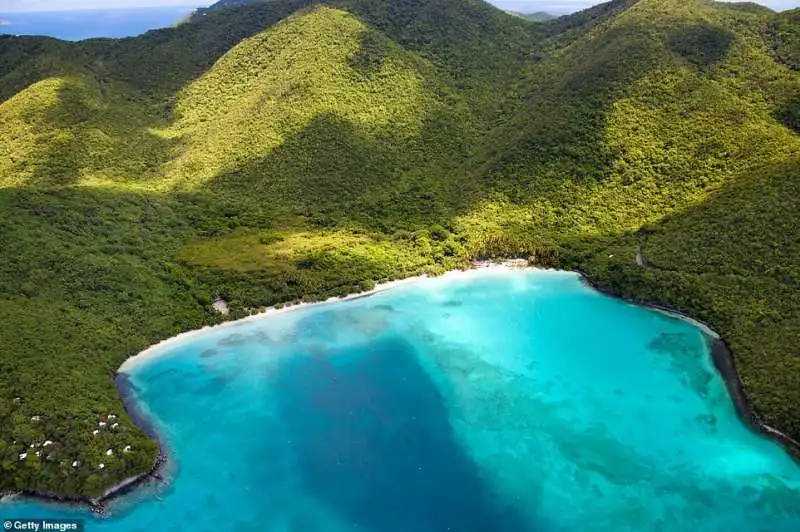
3;268;800;530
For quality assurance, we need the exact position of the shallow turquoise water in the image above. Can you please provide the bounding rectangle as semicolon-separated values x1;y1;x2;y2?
3;269;800;531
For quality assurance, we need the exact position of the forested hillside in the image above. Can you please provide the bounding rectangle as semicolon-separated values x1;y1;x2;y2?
0;0;798;498
507;11;556;21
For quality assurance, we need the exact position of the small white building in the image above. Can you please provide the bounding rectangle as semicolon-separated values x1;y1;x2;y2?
98;421;107;428
43;440;53;447
30;415;40;421
19;452;27;460
108;414;117;420
92;430;99;436
212;298;230;315
72;461;80;468
123;445;132;453
98;463;105;470
106;449;114;456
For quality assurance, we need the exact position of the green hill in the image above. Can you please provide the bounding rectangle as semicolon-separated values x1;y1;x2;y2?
770;9;800;90
0;0;798;498
513;12;557;22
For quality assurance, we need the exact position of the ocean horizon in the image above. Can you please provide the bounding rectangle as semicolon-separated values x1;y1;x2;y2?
0;6;203;41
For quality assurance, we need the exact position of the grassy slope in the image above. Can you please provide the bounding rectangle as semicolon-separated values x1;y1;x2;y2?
0;0;799;497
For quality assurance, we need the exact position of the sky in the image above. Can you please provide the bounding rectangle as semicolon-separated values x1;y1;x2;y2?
491;0;800;14
0;0;205;12
0;0;797;14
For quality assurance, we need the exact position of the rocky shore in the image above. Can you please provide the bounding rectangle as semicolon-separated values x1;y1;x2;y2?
577;271;800;462
706;338;800;460
0;457;166;515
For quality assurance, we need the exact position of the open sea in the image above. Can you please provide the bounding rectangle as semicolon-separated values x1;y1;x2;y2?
2;268;799;530
0;7;200;41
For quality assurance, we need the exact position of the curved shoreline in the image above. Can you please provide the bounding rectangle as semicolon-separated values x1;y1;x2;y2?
117;269;471;374
3;261;799;513
1;266;481;514
576;271;800;462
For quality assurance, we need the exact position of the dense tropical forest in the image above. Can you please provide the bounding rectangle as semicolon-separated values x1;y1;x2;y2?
0;0;798;498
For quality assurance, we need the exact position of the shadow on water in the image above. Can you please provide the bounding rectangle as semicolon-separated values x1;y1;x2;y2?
271;336;533;532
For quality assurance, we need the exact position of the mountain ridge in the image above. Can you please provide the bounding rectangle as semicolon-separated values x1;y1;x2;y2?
507;11;556;21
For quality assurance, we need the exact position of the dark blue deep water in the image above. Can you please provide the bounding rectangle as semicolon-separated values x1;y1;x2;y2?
0;7;200;41
2;269;800;530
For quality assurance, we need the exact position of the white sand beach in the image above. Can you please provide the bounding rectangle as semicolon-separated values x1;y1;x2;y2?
118;261;534;374
118;261;720;374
